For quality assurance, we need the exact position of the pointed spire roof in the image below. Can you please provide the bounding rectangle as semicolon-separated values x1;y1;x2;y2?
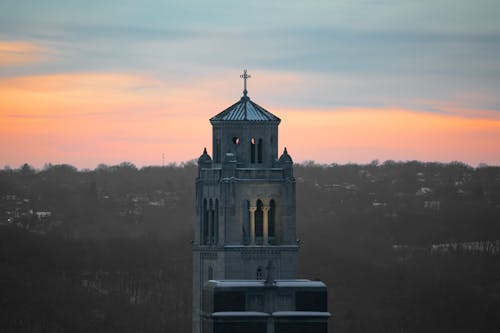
210;96;281;122
210;69;281;123
278;147;293;164
198;147;212;164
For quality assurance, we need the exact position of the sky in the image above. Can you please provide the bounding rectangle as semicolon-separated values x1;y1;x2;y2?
1;0;500;169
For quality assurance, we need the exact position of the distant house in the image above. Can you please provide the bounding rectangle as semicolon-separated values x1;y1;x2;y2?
35;211;52;220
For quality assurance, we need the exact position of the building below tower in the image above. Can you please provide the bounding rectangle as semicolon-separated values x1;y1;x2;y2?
202;278;330;333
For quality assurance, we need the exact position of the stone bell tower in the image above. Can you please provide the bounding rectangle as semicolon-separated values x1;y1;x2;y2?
192;70;298;333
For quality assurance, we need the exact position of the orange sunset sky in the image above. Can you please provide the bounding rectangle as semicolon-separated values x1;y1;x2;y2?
1;1;500;169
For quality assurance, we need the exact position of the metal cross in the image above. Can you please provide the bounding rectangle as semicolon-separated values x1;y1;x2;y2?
240;69;251;96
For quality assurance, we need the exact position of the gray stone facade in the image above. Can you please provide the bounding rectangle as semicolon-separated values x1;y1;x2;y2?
192;88;298;333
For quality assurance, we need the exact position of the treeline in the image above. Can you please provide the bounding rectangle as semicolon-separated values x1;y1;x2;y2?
0;228;191;333
1;161;500;332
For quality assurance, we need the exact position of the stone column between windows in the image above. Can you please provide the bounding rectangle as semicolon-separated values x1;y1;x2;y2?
262;205;270;245
249;206;257;245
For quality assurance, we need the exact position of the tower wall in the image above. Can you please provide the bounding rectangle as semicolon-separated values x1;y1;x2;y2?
212;122;279;166
192;94;296;333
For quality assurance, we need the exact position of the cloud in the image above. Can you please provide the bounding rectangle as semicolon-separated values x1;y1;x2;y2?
1;70;500;168
277;107;500;166
1;1;499;167
0;41;46;66
1;1;499;113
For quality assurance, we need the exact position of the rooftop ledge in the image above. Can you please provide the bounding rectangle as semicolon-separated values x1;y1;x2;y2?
210;311;331;318
223;244;298;248
206;279;327;288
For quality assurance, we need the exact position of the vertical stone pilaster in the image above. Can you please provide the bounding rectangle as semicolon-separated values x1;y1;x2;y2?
249;206;256;245
263;205;270;245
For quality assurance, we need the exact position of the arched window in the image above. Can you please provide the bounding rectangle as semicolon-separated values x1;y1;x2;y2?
215;199;219;244
256;267;263;280
255;199;263;244
258;138;263;163
203;199;208;245
208;266;213;280
269;199;276;239
250;138;256;163
209;199;214;244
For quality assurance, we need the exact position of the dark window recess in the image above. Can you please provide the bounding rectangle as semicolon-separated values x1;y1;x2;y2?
275;322;327;333
257;138;263;163
214;291;246;311
255;200;263;238
295;291;327;311
203;199;208;245
214;322;266;333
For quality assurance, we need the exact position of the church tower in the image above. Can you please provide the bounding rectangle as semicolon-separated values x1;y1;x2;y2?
192;71;329;333
192;71;297;332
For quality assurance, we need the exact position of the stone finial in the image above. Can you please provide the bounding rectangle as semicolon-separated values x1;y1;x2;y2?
198;147;212;164
278;147;293;164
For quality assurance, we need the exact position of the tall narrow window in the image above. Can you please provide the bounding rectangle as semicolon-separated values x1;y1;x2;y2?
203;199;208;245
250;138;256;163
209;199;214;244
258;138;263;163
208;266;213;280
269;199;276;239
215;199;219;244
255;199;263;244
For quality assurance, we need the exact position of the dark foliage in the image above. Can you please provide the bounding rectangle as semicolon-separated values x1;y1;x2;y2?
1;161;500;332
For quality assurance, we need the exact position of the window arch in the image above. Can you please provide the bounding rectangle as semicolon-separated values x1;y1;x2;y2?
269;199;276;239
255;199;263;244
